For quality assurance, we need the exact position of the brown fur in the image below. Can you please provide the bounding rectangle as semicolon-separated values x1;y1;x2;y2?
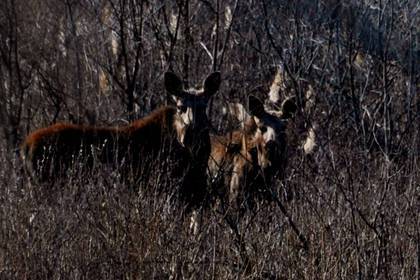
21;106;180;182
21;72;221;209
209;96;296;208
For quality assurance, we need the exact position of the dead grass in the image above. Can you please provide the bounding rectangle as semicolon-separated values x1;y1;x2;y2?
0;136;417;279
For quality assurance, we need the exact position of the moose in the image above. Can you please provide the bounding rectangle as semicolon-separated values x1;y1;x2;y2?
208;94;297;209
208;66;313;248
21;71;221;209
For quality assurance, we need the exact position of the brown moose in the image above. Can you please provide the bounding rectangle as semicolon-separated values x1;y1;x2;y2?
21;72;221;208
208;95;297;209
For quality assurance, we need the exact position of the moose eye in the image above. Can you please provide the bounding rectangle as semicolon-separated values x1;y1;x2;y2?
260;126;267;134
177;105;187;113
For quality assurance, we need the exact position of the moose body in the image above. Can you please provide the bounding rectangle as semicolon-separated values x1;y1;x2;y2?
21;107;184;181
21;72;221;208
209;95;296;208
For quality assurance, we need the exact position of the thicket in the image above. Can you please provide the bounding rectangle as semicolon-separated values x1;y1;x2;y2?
0;0;418;278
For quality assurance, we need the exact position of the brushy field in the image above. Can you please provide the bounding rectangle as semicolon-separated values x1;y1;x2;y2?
0;130;417;278
0;0;419;279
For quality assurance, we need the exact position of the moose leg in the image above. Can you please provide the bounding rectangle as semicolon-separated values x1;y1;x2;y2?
230;156;248;209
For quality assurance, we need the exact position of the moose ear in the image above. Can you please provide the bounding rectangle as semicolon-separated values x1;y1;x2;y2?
248;95;266;119
281;97;297;119
164;72;183;96
203;72;221;96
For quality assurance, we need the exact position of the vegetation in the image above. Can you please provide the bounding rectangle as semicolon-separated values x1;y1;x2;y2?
0;0;418;278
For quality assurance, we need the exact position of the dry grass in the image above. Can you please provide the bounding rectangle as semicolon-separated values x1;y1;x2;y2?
0;0;418;278
0;133;417;279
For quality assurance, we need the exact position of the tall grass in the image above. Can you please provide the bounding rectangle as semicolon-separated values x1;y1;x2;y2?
0;133;417;279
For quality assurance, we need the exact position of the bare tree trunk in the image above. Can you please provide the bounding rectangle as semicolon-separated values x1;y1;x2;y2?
0;0;26;148
212;0;219;72
182;0;190;85
66;0;84;121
